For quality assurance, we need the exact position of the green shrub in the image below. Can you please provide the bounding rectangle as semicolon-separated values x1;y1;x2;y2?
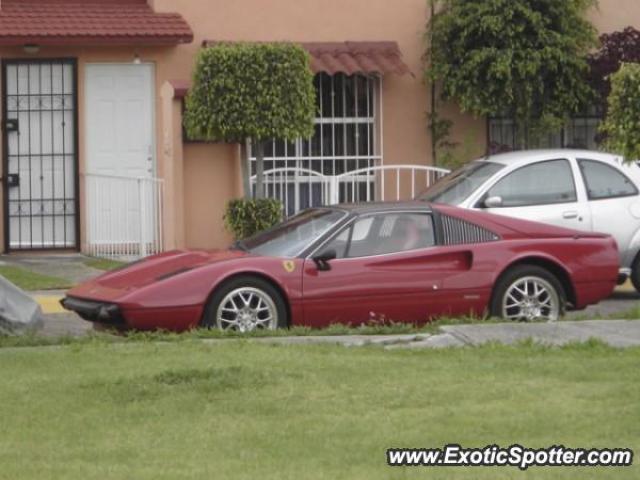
184;42;316;198
601;62;640;161
427;0;597;149
224;198;283;240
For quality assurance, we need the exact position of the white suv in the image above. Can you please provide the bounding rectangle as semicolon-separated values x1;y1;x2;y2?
419;149;640;290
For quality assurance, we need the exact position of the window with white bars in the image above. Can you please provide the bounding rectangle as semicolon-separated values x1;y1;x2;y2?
249;73;381;214
250;73;380;174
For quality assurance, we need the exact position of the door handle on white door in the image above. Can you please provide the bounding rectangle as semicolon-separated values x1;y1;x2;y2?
562;211;579;220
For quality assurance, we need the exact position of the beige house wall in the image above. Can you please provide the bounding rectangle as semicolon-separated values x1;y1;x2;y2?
0;0;638;253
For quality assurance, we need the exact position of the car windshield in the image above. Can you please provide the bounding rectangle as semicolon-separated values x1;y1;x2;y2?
418;161;505;205
238;209;346;257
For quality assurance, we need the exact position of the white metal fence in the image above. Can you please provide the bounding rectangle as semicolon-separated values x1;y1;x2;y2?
85;173;164;260
252;164;451;217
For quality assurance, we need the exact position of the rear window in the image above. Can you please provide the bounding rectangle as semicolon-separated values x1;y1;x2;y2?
578;159;638;200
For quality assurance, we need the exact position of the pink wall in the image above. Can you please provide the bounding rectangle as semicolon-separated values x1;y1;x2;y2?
0;0;638;252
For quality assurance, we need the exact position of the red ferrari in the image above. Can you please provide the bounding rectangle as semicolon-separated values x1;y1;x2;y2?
62;203;619;332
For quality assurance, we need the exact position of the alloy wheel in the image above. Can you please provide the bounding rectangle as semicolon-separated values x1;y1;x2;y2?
216;287;278;332
501;276;560;322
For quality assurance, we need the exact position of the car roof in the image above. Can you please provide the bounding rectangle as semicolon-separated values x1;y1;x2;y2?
476;149;622;167
331;201;432;215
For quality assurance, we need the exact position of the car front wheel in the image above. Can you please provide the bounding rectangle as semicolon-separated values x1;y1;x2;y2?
491;265;565;322
202;276;288;332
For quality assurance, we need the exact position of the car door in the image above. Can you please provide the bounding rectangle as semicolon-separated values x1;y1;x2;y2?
577;158;640;265
301;211;469;327
476;158;592;231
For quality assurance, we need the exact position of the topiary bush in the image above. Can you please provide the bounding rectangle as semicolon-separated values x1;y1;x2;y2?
600;63;640;162
224;198;283;240
184;42;316;198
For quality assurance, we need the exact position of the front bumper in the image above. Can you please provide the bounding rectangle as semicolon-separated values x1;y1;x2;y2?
60;296;125;326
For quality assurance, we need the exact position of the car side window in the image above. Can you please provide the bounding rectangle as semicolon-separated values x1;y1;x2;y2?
578;159;638;200
343;213;435;258
321;217;376;259
485;159;577;207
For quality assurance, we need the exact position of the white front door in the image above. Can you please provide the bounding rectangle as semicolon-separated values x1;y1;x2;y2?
85;63;154;177
85;64;157;257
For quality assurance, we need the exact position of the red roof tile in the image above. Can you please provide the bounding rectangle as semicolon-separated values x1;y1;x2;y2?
202;40;412;76
0;0;193;46
304;42;411;76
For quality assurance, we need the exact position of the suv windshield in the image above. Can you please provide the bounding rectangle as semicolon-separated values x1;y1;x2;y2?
238;209;346;257
418;161;505;205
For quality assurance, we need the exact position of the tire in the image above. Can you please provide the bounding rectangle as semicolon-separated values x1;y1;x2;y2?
201;276;288;331
631;255;640;293
490;265;566;322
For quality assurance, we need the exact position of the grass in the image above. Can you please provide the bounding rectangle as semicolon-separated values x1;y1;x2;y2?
83;257;127;271
0;340;637;479
0;265;72;291
0;317;494;350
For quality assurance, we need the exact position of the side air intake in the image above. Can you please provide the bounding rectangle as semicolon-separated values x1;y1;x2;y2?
441;215;500;246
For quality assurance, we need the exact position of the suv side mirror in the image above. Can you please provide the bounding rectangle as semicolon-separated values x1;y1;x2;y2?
312;249;337;271
483;195;503;209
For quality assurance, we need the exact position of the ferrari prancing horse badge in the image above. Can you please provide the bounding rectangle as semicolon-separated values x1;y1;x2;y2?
283;260;296;273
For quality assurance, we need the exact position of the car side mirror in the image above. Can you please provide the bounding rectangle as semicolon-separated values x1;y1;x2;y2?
483;195;503;209
312;249;337;271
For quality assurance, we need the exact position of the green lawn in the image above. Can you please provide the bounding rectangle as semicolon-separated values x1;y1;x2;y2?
0;265;72;291
83;257;127;271
0;341;637;479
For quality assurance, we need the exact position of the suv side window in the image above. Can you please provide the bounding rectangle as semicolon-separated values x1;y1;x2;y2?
578;159;638;200
322;213;435;258
485;159;577;207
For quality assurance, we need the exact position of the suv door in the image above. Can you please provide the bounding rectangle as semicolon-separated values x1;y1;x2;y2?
577;158;640;265
476;158;592;231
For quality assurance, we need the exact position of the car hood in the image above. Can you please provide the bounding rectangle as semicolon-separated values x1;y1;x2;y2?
67;249;247;300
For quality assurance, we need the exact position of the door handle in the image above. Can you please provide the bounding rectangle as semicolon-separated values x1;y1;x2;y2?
562;211;579;219
5;174;19;187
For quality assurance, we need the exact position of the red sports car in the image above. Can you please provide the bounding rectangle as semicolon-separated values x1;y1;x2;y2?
62;203;619;332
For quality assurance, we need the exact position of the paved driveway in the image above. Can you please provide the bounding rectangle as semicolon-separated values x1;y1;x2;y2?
565;289;640;320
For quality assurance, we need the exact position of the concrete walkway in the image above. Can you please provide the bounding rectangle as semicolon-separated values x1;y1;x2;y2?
244;320;640;349
387;320;640;349
248;321;640;349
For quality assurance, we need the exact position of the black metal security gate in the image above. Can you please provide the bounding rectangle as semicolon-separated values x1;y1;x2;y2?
2;59;79;251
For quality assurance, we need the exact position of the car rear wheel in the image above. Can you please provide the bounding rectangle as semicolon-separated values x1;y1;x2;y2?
202;276;288;332
491;265;565;322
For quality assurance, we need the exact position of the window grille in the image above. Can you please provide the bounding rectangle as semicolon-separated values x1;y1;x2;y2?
488;105;604;153
249;73;381;214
